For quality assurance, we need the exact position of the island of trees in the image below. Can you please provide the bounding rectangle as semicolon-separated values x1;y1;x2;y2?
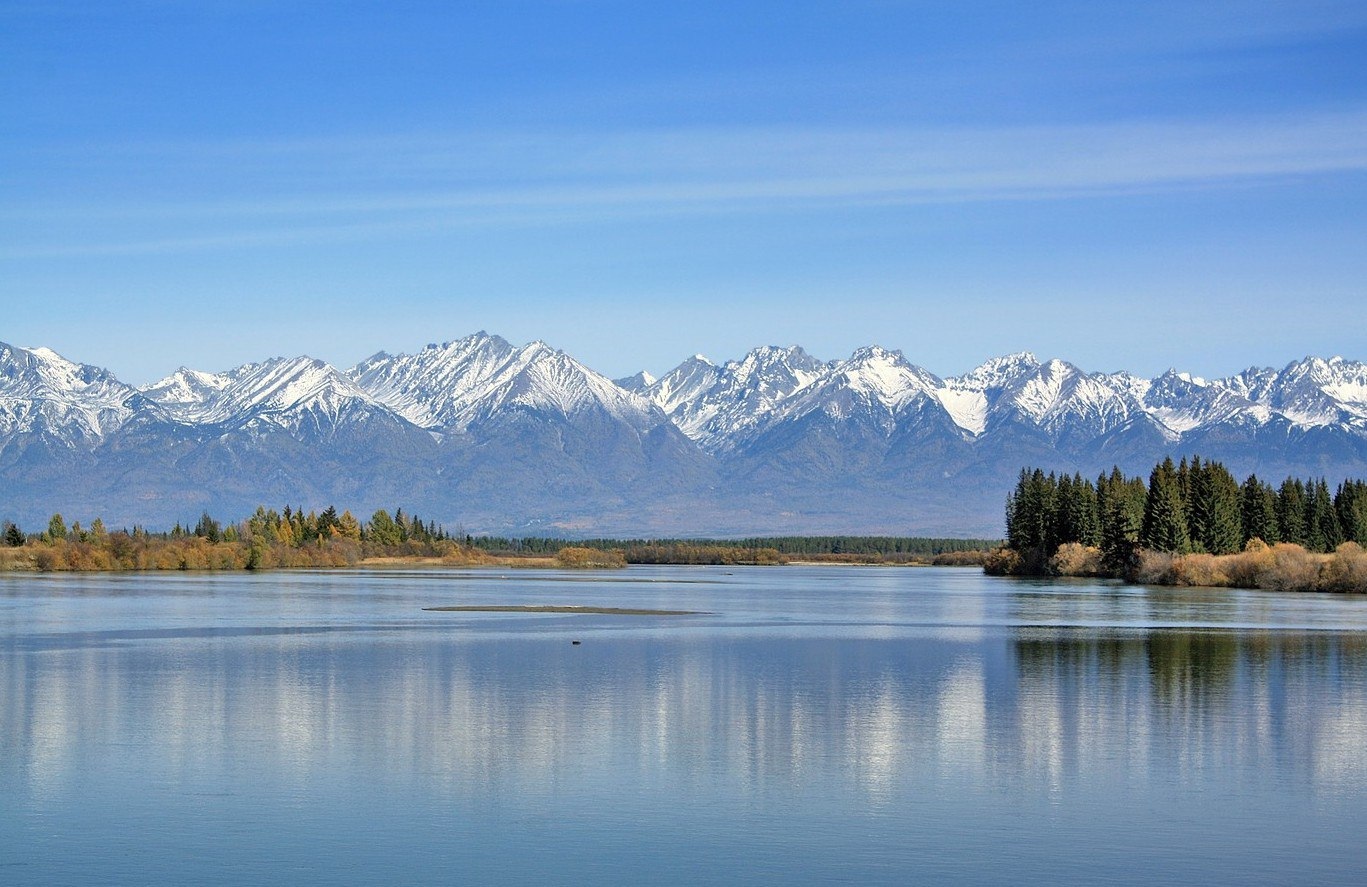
990;456;1367;592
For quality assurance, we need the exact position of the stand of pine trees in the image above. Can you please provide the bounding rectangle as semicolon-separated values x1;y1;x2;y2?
995;457;1367;586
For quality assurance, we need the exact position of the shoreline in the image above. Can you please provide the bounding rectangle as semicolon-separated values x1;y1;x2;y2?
0;558;971;575
423;604;705;616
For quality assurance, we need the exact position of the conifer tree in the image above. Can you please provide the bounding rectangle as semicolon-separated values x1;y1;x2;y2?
1100;483;1144;576
193;511;222;543
1189;459;1241;554
1056;472;1099;547
1336;480;1367;546
1055;473;1075;543
1141;457;1190;553
1304;479;1342;553
1178;456;1198;544
337;510;362;540
1005;468;1059;567
368;509;402;547
1239;474;1279;545
1005;469;1027;551
1277;479;1308;547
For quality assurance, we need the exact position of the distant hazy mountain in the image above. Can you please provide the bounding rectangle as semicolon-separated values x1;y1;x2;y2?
2;335;1365;536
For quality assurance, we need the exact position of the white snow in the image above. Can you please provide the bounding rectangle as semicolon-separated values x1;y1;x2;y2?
137;356;389;433
934;388;988;435
5;337;1367;456
0;343;135;443
349;333;663;433
640;345;826;450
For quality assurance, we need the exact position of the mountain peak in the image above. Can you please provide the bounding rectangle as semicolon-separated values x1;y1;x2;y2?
846;344;902;364
614;370;656;393
0;342;136;443
139;355;382;429
349;332;662;432
952;352;1042;389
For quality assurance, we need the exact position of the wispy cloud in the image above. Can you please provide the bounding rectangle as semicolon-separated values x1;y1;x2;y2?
5;109;1367;257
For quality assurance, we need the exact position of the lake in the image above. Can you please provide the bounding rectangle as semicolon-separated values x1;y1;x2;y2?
3;566;1366;885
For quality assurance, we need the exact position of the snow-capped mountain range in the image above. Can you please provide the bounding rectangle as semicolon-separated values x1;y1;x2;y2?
3;333;1365;536
351;333;666;434
629;346;1367;444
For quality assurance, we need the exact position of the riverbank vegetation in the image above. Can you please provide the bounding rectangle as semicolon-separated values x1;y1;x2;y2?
469;535;998;566
988;457;1367;592
0;505;492;572
0;507;998;573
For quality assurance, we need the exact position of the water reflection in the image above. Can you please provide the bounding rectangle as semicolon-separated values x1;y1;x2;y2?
1011;630;1367;793
6;625;1367;810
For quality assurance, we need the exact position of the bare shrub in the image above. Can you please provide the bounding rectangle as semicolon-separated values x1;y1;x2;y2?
1265;543;1324;592
1322;542;1367;593
1134;550;1177;585
556;547;627;569
982;547;1022;576
1223;539;1276;588
1169;553;1230;588
930;550;989;566
1049;543;1103;577
32;547;60;572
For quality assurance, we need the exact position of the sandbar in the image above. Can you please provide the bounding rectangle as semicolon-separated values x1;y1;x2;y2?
423;605;704;616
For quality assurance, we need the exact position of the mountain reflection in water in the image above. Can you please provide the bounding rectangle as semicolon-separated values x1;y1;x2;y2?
7;628;1366;803
2;567;1366;885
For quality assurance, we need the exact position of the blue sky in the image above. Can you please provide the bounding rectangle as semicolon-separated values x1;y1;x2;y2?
3;0;1366;384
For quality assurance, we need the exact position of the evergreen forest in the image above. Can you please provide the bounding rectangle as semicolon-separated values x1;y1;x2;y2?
994;456;1367;592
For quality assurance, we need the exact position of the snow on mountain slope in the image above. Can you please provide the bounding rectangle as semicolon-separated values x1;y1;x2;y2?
141;356;397;434
0;342;136;444
1009;360;1140;435
645;346;825;450
937;353;1141;440
349;332;521;429
647;355;724;417
140;367;240;423
756;345;944;436
351;332;666;432
456;341;666;431
935;352;1041;436
1141;370;1259;433
948;352;1042;392
933;388;989;436
1217;356;1367;428
9;333;1367;465
613;370;656;393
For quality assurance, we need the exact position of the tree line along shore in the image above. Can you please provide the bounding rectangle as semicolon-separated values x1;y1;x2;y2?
0;505;998;572
990;456;1367;593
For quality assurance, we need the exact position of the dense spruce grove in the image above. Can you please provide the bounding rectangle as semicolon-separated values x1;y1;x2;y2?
994;456;1367;591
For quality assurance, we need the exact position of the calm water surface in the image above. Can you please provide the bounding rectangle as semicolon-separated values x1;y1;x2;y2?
3;566;1366;885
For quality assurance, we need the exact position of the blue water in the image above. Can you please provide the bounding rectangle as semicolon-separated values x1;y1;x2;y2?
3;566;1366;885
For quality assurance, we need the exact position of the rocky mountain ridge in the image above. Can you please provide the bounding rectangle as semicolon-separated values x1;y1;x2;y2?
2;334;1364;536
